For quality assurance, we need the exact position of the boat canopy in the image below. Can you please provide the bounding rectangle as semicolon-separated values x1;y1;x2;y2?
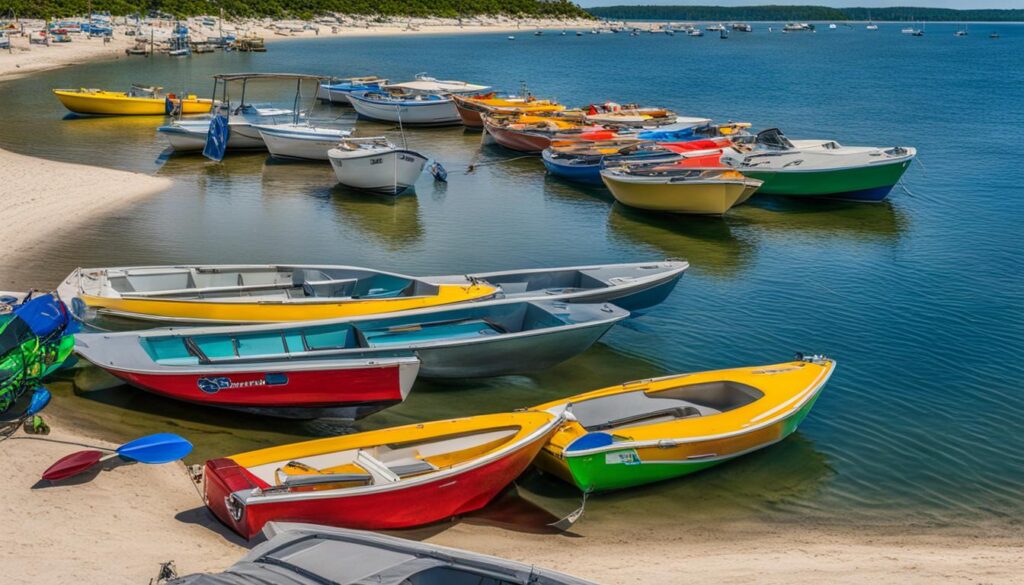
211;73;327;81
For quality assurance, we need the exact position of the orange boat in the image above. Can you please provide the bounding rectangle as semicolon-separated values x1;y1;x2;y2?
451;92;564;128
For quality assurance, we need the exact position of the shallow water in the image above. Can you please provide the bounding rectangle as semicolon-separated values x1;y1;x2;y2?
1;23;1022;531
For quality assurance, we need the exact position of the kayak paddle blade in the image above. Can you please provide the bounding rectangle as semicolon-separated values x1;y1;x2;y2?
26;388;51;417
116;433;193;464
42;450;104;481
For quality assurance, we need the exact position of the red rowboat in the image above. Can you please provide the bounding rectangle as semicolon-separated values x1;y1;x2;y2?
202;411;563;538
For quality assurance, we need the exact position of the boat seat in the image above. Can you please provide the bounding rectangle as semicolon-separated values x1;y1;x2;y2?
274;461;372;489
384;458;438;478
360;319;502;348
301;278;358;298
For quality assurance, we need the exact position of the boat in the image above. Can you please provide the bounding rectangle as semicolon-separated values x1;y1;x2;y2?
319;76;387;105
782;23;815;33
0;293;76;415
202;410;564;538
866;22;878;31
381;73;489;96
482;114;591;154
59;260;686;324
542;137;731;186
955;24;968;37
52;85;213;116
720;128;916;202
688;28;703;37
532;355;836;491
255;125;352;161
575;102;678;127
601;163;763;216
705;24;725;32
348;91;461;126
157;73;326;157
450;92;564;128
828;23;837;30
732;23;752;32
990;32;1000;39
327;137;429;194
167;522;596;584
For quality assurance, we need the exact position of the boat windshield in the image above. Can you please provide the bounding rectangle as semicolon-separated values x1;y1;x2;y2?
754;128;795;150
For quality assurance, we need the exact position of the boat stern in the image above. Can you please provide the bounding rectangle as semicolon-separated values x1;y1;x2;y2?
203;457;266;539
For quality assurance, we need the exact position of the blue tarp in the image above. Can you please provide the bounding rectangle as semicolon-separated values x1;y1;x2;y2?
203;112;230;162
14;294;68;338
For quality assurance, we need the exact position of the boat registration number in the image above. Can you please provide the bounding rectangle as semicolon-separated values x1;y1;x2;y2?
197;373;289;393
605;450;642;465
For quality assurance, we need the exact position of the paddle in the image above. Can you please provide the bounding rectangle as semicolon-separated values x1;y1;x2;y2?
42;433;193;482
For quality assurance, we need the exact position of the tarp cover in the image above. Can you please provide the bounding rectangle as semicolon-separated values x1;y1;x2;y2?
169;522;596;585
13;294;68;338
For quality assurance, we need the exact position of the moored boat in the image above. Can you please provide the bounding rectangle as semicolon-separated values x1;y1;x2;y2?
319;76;388;104
202;411;563;537
347;91;462;126
721;128;916;201
167;522;596;584
59;260;685;324
255;124;352;161
53;85;212;116
482;114;591;153
601;163;763;215
542;137;730;186
381;73;490;96
327;136;429;194
533;355;836;491
451;92;564;128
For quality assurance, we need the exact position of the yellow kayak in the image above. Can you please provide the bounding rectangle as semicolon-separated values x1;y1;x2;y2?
53;86;213;116
532;356;836;491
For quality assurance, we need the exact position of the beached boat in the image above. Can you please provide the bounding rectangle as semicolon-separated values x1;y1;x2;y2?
721;128;916;201
0;293;76;414
533;355;836;491
382;74;490;96
327;137;429;194
602;162;763;215
169;522;595;584
256;125;352;161
319;76;388;104
348;91;462;126
202;411;564;537
157;73;326;157
451;92;565;128
59;261;685;325
52;85;212;116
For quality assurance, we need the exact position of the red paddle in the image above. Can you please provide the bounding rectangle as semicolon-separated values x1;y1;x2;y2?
42;450;104;481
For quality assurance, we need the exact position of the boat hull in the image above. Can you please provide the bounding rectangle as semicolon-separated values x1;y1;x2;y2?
54;90;212;116
602;176;758;215
158;122;266;152
486;125;552;153
204;427;552;537
453;101;486;128
328;149;428;195
348;95;461;126
260;130;345;161
98;359;418;419
741;158;913;201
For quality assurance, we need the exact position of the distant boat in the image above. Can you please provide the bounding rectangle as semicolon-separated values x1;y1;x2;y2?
507;35;514;40
989;32;1000;39
955;24;968;37
534;30;542;36
828;23;837;30
720;28;729;39
866;11;879;30
576;31;582;36
732;23;752;32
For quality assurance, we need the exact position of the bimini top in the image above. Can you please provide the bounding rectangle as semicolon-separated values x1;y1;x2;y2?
167;522;596;585
211;73;328;82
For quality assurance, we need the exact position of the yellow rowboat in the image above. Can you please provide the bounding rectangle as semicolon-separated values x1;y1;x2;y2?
451;93;564;128
601;165;763;216
532;355;836;491
203;411;563;538
52;86;213;116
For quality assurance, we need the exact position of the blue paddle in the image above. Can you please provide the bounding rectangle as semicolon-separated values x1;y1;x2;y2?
42;433;193;481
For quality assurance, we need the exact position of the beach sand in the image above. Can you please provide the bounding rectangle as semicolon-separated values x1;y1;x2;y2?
2;416;1021;584
0;34;136;80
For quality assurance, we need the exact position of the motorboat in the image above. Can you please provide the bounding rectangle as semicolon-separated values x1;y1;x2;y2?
601;163;763;215
52;85;212;116
720;128;916;201
381;73;490;96
319;76;387;104
166;522;595;584
327;137;429;194
348;91;461;126
58;260;686;324
533;355;836;491
482;114;594;154
255;124;352;161
202;411;563;538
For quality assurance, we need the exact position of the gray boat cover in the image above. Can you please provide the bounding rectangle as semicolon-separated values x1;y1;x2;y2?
169;522;596;585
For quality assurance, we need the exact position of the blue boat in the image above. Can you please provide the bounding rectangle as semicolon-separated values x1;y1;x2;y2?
542;142;685;186
320;76;388;105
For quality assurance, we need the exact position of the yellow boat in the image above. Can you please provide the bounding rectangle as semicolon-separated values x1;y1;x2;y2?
451;93;564;128
58;265;499;324
601;164;763;216
52;85;213;116
532;356;836;491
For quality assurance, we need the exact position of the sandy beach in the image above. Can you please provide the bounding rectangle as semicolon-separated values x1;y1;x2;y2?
0;15;1022;585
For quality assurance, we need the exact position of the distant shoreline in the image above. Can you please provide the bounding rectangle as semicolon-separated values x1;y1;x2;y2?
587;5;1024;23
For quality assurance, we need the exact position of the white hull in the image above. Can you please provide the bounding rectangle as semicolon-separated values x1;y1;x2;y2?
328;148;428;195
348;96;460;126
257;127;350;160
159;121;266;152
327;88;354;104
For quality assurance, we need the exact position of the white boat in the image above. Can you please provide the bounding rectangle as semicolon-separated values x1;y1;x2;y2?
158;105;296;152
348;91;461;126
866;23;879;30
319;76;388;105
381;73;489;96
255;125;353;160
327;137;428;195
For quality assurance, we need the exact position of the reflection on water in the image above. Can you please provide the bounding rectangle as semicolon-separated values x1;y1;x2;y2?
735;196;908;243
325;189;424;251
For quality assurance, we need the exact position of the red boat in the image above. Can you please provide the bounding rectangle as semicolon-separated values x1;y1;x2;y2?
73;331;420;419
202;411;563;538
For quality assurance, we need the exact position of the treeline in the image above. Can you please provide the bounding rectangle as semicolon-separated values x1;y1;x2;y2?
2;0;592;20
587;5;1024;23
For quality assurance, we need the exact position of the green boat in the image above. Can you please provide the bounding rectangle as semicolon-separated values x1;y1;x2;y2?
722;128;916;202
0;293;76;414
533;356;836;492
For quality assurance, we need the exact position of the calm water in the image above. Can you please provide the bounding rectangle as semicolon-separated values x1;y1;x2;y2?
1;23;1022;532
